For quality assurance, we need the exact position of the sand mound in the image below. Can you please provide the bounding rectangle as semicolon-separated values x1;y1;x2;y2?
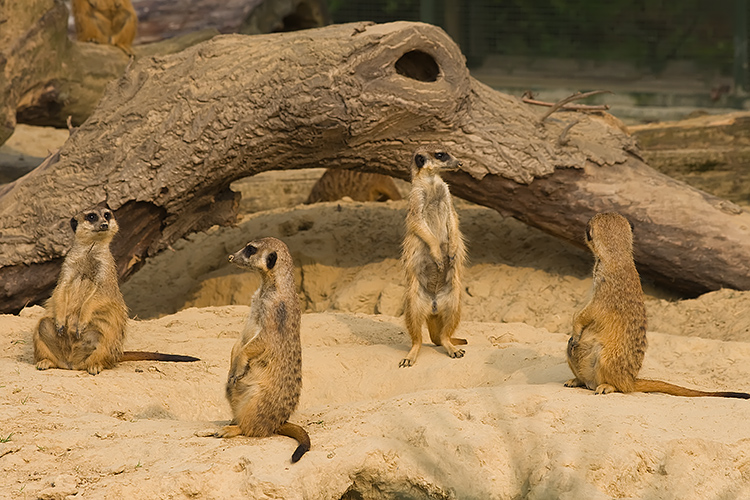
3;304;750;499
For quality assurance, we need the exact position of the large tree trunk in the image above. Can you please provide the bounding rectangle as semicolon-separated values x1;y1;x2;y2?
2;21;750;313
629;111;750;205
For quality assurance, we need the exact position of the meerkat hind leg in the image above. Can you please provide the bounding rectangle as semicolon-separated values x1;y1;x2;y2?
400;304;424;367
564;377;586;388
427;314;465;359
594;383;618;395
34;317;70;370
71;328;112;375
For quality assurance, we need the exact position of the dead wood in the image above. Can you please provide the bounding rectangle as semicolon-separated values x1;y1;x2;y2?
536;90;613;122
0;0;218;145
2;21;750;313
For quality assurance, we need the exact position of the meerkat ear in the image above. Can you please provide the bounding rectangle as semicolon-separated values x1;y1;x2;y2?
266;251;277;270
70;217;78;233
414;154;426;169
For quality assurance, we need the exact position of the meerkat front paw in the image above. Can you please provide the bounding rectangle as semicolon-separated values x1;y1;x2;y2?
86;363;103;375
36;359;55;370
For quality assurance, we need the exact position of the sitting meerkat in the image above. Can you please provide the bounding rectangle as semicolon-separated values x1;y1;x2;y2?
72;0;138;55
566;212;750;398
400;145;467;367
306;169;403;203
216;237;310;463
33;204;199;375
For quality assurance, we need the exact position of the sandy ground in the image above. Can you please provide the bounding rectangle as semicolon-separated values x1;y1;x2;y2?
2;126;750;499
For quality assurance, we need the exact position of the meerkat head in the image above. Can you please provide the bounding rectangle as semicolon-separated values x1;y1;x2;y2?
585;212;635;260
228;237;293;278
411;146;463;179
70;205;118;244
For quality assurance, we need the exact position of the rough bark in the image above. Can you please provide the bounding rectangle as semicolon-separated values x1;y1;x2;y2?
629;112;750;205
0;0;217;144
2;21;750;313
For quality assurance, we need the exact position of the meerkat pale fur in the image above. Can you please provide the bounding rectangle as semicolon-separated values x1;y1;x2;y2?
72;0;138;55
217;237;311;463
566;212;750;398
306;169;403;203
400;145;467;367
33;205;198;375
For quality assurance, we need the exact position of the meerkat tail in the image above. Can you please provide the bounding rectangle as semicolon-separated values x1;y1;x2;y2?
120;351;200;362
451;338;468;345
635;379;750;399
277;422;311;463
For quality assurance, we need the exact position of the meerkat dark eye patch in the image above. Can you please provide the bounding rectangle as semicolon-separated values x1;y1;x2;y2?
434;152;448;162
103;212;112;221
243;244;257;258
86;213;98;223
70;217;78;232
414;154;426;169
585;223;593;242
266;251;277;270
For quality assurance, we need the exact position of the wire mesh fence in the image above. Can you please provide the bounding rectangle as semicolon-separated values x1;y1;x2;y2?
329;0;748;89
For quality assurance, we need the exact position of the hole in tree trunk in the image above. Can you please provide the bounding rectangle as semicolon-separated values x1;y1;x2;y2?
395;50;440;82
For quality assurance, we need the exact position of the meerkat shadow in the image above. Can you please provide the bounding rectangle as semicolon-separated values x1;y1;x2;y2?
332;313;408;347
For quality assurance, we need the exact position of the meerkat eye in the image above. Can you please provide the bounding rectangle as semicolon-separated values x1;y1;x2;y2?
243;244;257;258
414;154;426;169
434;152;448;161
86;213;98;223
103;212;112;221
266;252;277;270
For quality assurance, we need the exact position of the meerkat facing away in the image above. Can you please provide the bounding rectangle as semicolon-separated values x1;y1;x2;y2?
34;205;199;375
566;212;750;398
306;169;403;204
400;145;467;367
216;237;310;463
72;0;138;55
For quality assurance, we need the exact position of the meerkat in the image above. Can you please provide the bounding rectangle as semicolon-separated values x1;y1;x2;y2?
306;169;403;204
566;212;750;398
399;145;467;367
33;205;199;375
216;237;310;463
72;0;138;55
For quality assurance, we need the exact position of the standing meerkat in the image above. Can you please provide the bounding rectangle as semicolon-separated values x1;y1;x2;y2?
34;205;199;375
400;145;467;367
72;0;138;55
216;237;310;463
566;212;750;398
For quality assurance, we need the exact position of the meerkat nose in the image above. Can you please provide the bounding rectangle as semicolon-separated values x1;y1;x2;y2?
228;254;234;263
100;222;109;230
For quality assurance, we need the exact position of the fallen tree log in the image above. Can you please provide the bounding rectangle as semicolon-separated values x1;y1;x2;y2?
629;111;750;205
2;21;750;313
0;0;217;145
